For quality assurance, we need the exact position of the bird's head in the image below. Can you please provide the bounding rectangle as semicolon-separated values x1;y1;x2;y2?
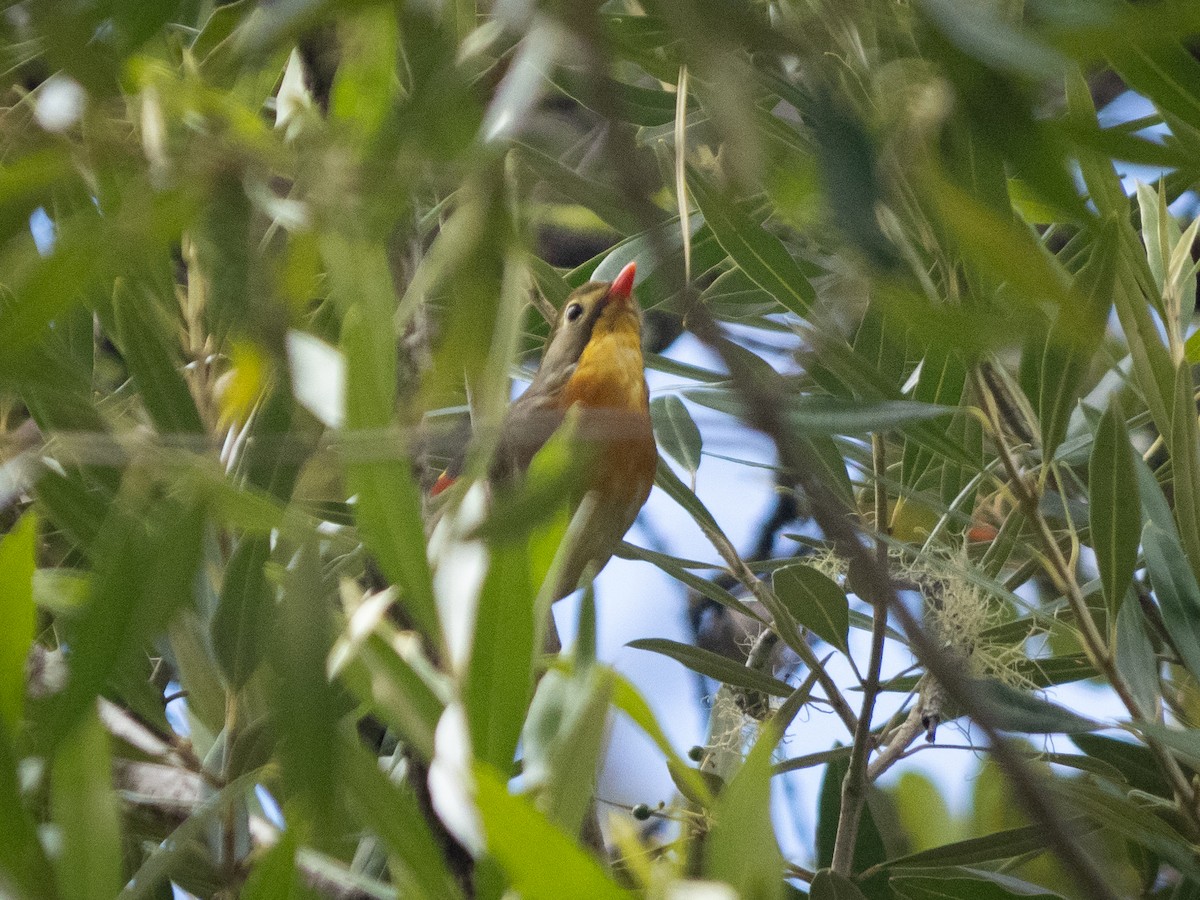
532;261;640;393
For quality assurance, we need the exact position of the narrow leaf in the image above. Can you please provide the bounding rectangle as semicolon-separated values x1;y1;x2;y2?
688;170;816;317
52;708;124;900
651;395;703;476
772;564;849;653
610;672;714;807
1142;521;1200;680
685;389;953;435
1115;594;1159;714
970;679;1100;734
0;513;36;729
328;236;439;640
891;870;1062;899
1089;396;1138;627
112;277;204;435
1169;363;1200;579
465;541;535;772
705;721;785;900
626;638;795;697
474;764;635;900
0;716;52;898
211;536;274;690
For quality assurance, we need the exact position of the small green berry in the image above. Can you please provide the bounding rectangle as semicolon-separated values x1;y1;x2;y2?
632;803;652;821
688;745;704;762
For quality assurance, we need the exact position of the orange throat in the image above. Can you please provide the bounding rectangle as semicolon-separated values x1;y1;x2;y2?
560;315;648;413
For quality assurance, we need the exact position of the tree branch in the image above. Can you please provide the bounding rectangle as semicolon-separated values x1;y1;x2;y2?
971;367;1200;837
684;309;1119;899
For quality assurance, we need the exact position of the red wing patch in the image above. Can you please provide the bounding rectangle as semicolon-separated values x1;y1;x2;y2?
430;471;456;497
967;524;999;543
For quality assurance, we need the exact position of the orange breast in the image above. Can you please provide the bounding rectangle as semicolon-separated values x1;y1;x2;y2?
558;318;657;516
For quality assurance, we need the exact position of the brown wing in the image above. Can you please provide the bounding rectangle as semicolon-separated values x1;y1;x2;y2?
490;388;567;484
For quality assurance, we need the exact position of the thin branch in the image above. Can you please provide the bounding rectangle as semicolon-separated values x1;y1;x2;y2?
866;703;927;780
688;505;859;735
831;434;891;874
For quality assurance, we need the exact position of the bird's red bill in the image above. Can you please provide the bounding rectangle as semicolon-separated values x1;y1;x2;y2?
610;260;637;301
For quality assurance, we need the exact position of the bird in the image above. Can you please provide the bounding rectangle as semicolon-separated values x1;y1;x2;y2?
431;260;657;604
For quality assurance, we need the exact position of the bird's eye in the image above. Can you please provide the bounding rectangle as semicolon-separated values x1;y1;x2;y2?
565;302;584;322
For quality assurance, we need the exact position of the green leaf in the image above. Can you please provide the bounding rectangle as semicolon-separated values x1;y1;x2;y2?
651;395;703;477
33;567;90;615
891;772;954;854
918;0;1065;79
514;142;647;235
1142;521;1200;681
1089;396;1138;627
271;542;343;839
192;0;253;60
548;69;693;127
0;513;36;729
1168;362;1200;580
626;638;795;697
1111;219;1175;436
528;667;613;836
118;769;266;900
1110;39;1200;140
336;629;445;762
1069;733;1169;798
342;737;464;899
1115;595;1159;714
52;708;124;900
1019;222;1117;457
38;494;206;751
1065;69;1127;217
1136;454;1177;537
806;88;897;266
1050;778;1200;880
970;678;1100;734
465;541;535;772
772;564;849;653
687;170;816;318
891;870;1063;899
111;276;204;435
328;237;439;640
853;305;910;412
0;716;53;899
168;611;227;736
328;6;401;141
684;389;953;435
881;821;1090;870
240;830;305;900
705;721;785;900
474;764;635;900
211;536;274;690
609;672;715;807
928;174;1072;310
1134;723;1200;773
702;266;781;318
